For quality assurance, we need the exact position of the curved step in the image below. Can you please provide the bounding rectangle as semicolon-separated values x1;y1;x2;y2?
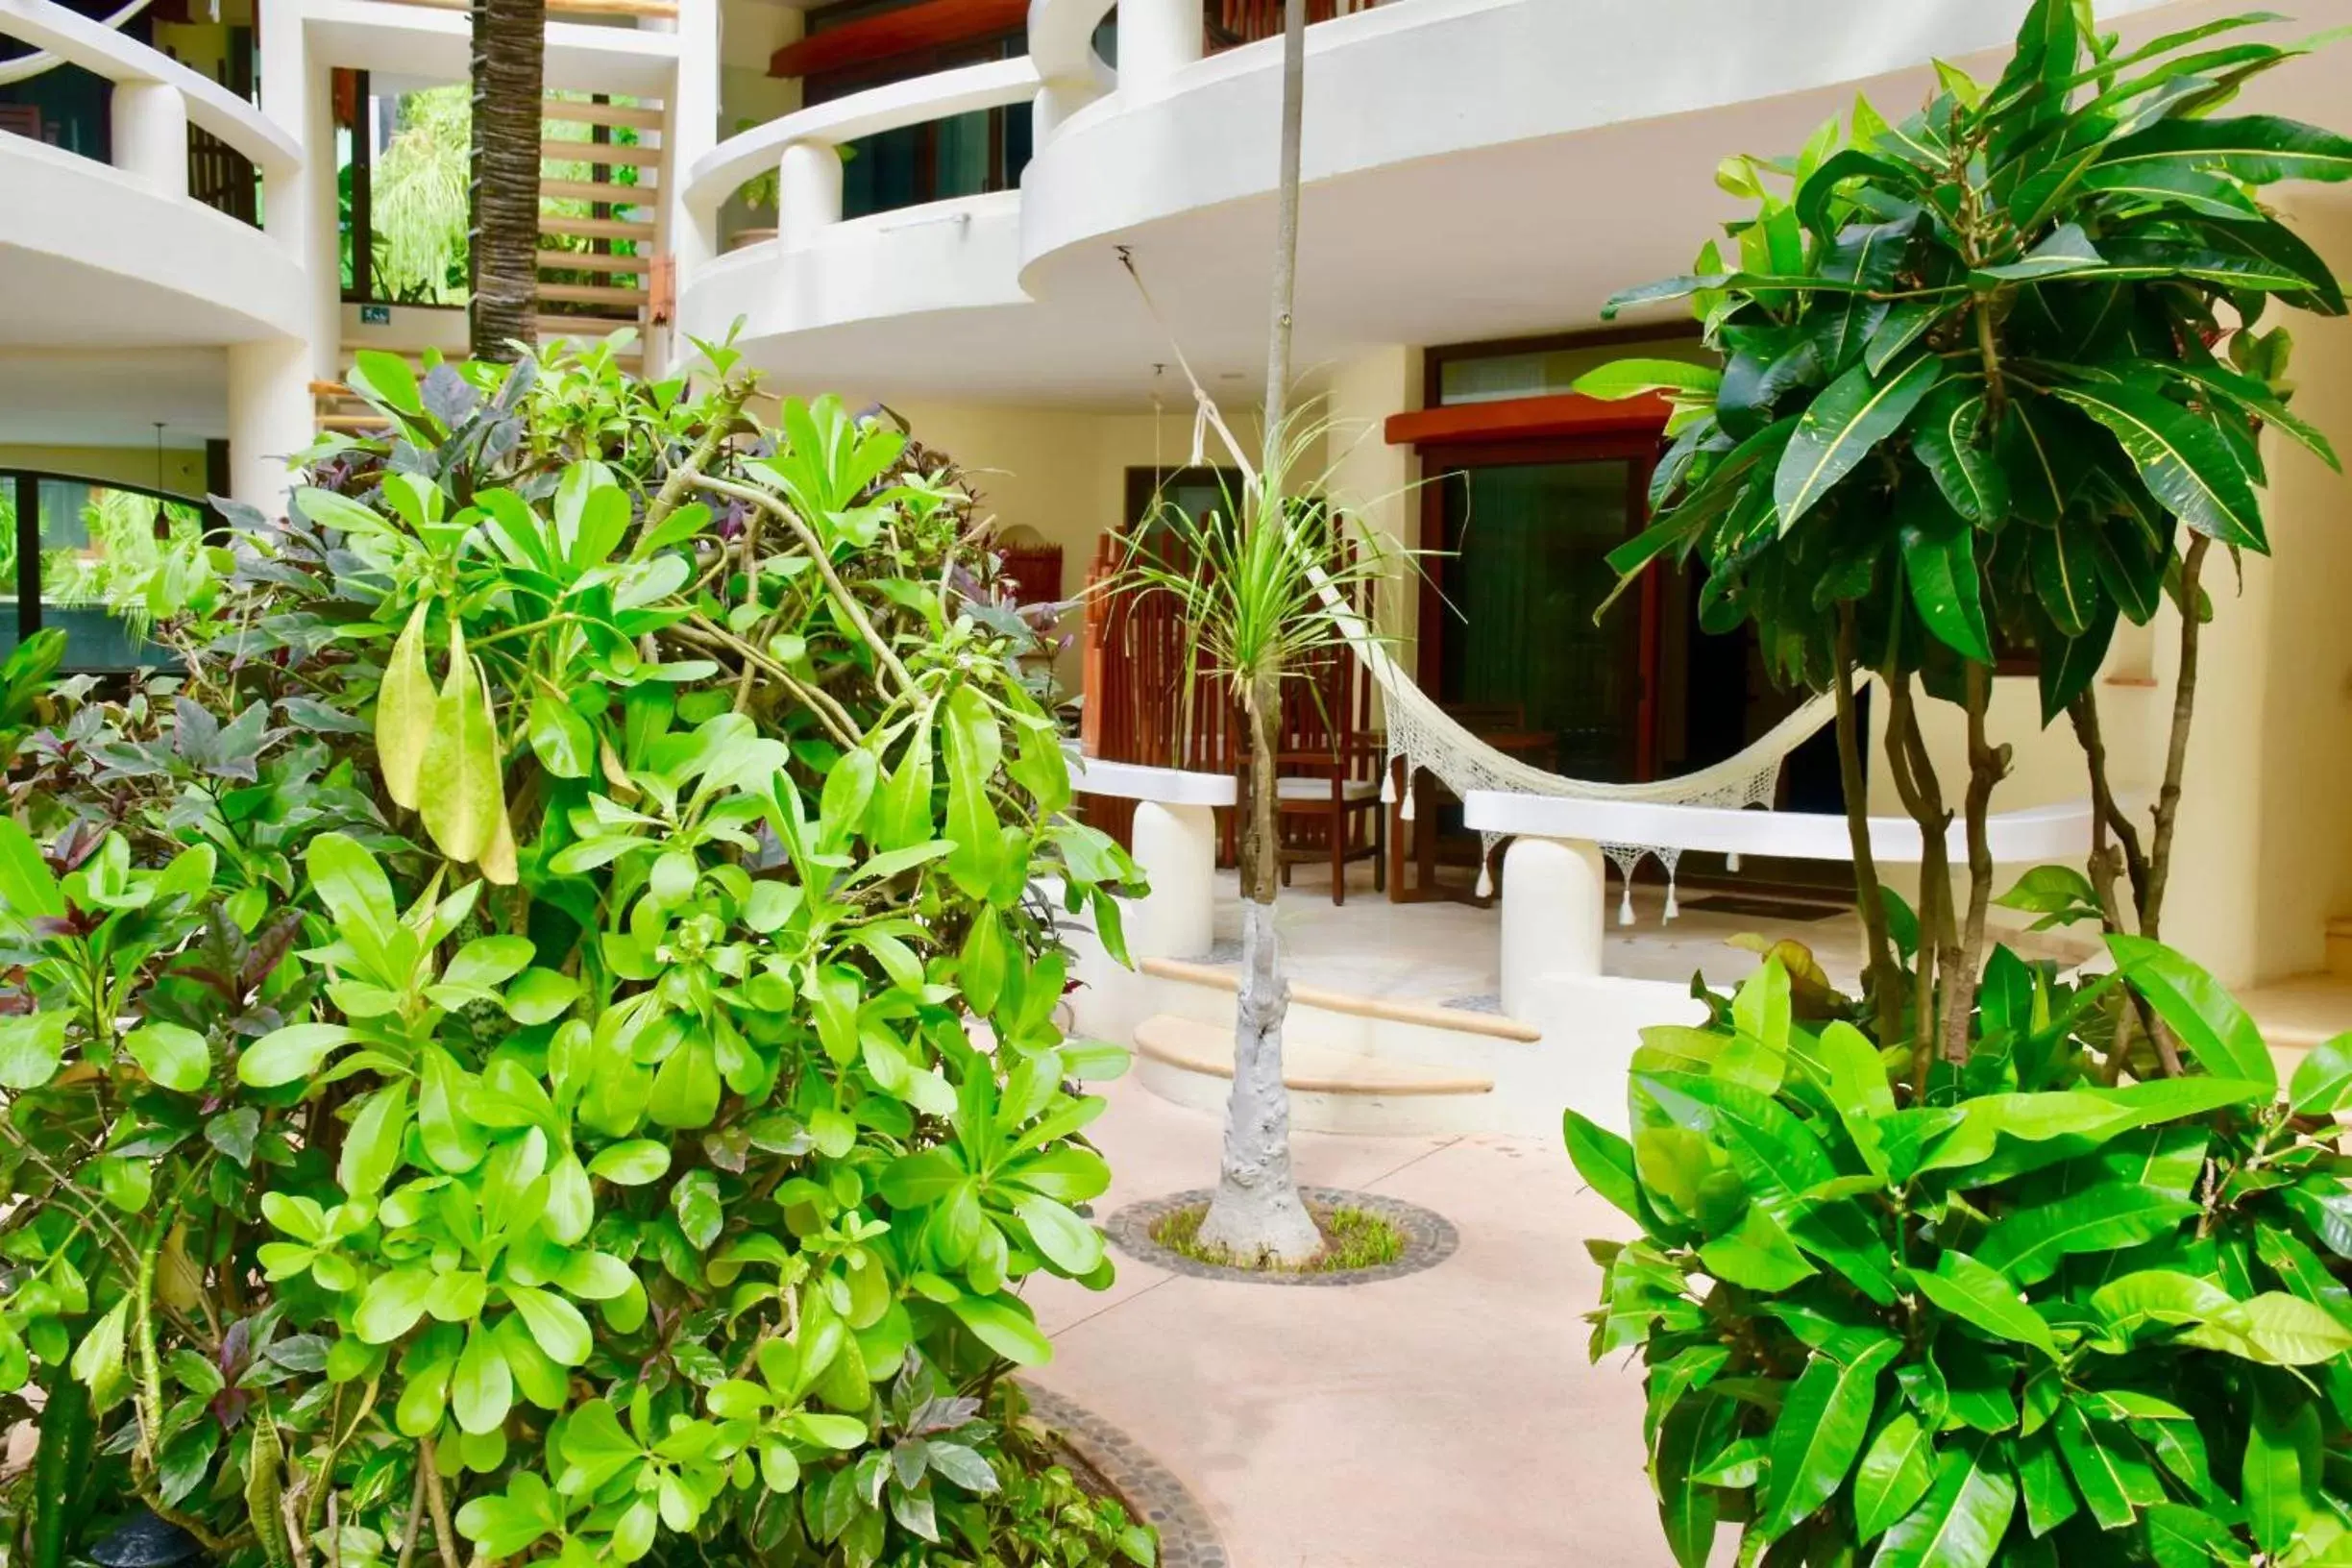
1134;1014;1494;1137
1139;957;1538;1042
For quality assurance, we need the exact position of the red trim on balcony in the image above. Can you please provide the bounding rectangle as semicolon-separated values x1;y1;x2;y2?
771;0;1031;79
1383;391;1673;448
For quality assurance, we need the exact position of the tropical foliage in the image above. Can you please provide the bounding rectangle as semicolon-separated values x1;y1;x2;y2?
0;338;1151;1568
1566;4;2352;1564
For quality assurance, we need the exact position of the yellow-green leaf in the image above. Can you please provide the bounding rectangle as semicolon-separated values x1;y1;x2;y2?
378;601;436;810
417;621;503;864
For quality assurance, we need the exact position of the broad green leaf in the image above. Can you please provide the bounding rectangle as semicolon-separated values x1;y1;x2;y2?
2144;1505;2244;1568
2096;113;2352;188
1855;1410;1934;1540
505;968;580;1026
338;1082;409;1197
2055;1403;2159;1530
1899;487;1991;663
2290;1032;2352;1115
505;1286;592;1366
1571;358;1722;401
1774;355;1945;528
0;1012;67;1091
2014;1429;2079;1538
1700;1207;1817;1292
2107;935;2275;1090
588;1140;673;1186
1905;1252;2058;1360
453;1322;513;1435
237;1022;356;1088
2091;1269;2238;1342
2052;382;2266;550
355;1265;435;1344
0;819;62;922
1015;1193;1105;1276
1653;1392;1734;1568
527;692;594;779
2236;1292;2352;1364
1912;382;2008;525
1974;222;2105;282
1874;1437;2016;1568
943;1292;1050;1366
1564;1112;1643;1222
2242;1391;2320;1556
306;832;396;943
1975;1184;2198;1286
1760;1340;1898;1539
378;602;435;809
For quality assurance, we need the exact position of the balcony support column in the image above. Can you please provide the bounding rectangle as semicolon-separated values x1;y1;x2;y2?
110;80;188;198
777;140;842;250
1116;0;1201;94
226;337;314;520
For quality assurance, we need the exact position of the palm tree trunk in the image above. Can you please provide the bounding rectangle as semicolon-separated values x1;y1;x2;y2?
469;0;544;362
1196;0;1320;1267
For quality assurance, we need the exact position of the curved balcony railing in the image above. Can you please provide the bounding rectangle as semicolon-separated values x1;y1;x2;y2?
0;0;300;232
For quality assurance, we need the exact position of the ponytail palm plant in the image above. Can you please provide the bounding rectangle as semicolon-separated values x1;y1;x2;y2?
1121;423;1394;1263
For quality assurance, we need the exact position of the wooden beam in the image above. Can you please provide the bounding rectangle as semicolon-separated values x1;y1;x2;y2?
770;0;1029;80
1383;391;1673;448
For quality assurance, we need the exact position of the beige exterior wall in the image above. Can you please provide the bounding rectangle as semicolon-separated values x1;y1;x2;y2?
0;446;210;496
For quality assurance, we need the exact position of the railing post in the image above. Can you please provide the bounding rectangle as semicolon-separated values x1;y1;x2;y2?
776;139;842;249
110;79;188;198
653;0;720;377
1115;0;1201;93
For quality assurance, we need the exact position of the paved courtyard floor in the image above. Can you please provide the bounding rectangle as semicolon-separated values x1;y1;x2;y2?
1025;1070;1675;1568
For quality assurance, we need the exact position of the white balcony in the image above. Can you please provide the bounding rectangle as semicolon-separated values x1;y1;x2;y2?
675;0;2338;403
0;0;306;349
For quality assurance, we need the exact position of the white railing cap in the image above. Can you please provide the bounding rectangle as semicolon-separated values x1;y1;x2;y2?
1066;751;1237;807
686;52;1039;214
1460;791;2095;867
0;0;301;175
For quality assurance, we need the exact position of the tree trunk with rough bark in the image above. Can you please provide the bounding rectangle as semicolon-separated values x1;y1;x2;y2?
1196;0;1320;1268
469;0;544;362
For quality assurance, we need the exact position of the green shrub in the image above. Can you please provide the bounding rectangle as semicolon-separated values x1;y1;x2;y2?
0;337;1148;1567
1566;2;2352;1563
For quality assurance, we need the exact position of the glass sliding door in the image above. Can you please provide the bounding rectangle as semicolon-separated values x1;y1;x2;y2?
1424;439;1658;783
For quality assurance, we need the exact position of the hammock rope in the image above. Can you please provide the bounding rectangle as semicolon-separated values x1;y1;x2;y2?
1111;249;1843;912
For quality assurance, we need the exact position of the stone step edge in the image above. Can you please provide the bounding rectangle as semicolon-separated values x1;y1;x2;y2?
1138;956;1540;1043
1134;1016;1495;1097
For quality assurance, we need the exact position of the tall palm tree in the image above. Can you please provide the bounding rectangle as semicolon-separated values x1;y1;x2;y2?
469;0;544;360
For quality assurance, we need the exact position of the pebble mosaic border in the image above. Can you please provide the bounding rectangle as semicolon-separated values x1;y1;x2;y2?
1021;1384;1228;1568
1104;1187;1458;1286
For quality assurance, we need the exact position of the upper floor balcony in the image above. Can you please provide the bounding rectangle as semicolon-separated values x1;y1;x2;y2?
0;0;306;351
675;0;2350;404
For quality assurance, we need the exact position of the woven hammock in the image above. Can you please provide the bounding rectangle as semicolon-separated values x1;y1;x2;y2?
1115;253;1843;919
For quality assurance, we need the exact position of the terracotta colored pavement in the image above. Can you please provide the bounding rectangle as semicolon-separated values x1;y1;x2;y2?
1024;1074;1678;1568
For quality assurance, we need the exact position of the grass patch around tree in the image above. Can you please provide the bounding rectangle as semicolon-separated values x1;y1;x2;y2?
1149;1200;1408;1273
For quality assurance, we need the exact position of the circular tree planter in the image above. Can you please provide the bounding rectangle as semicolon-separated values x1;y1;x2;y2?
1106;1187;1458;1286
1022;1384;1228;1568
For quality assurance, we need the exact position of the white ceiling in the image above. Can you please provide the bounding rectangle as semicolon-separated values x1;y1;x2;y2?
0;348;231;447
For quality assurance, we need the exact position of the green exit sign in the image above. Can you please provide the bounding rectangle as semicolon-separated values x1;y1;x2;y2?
359;305;391;326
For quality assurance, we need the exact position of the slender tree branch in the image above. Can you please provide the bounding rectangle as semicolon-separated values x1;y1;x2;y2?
1941;661;2010;1064
1833;608;1901;1046
687;471;919;698
2142;533;2212;940
1883;672;1952;1091
646;386;750;530
418;1436;462;1568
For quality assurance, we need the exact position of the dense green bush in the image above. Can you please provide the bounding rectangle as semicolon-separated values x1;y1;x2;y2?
1567;2;2352;1564
0;338;1151;1567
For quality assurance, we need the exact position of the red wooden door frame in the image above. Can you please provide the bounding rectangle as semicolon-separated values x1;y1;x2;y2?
1413;428;1667;780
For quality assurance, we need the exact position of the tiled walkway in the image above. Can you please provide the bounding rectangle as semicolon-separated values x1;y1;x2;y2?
1026;1071;1673;1568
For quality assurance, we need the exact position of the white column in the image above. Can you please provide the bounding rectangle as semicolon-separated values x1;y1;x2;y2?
1126;800;1217;961
1498;835;1606;1020
1115;0;1201;94
653;0;722;378
110;81;188;197
226;338;315;519
776;140;843;250
257;0;339;383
